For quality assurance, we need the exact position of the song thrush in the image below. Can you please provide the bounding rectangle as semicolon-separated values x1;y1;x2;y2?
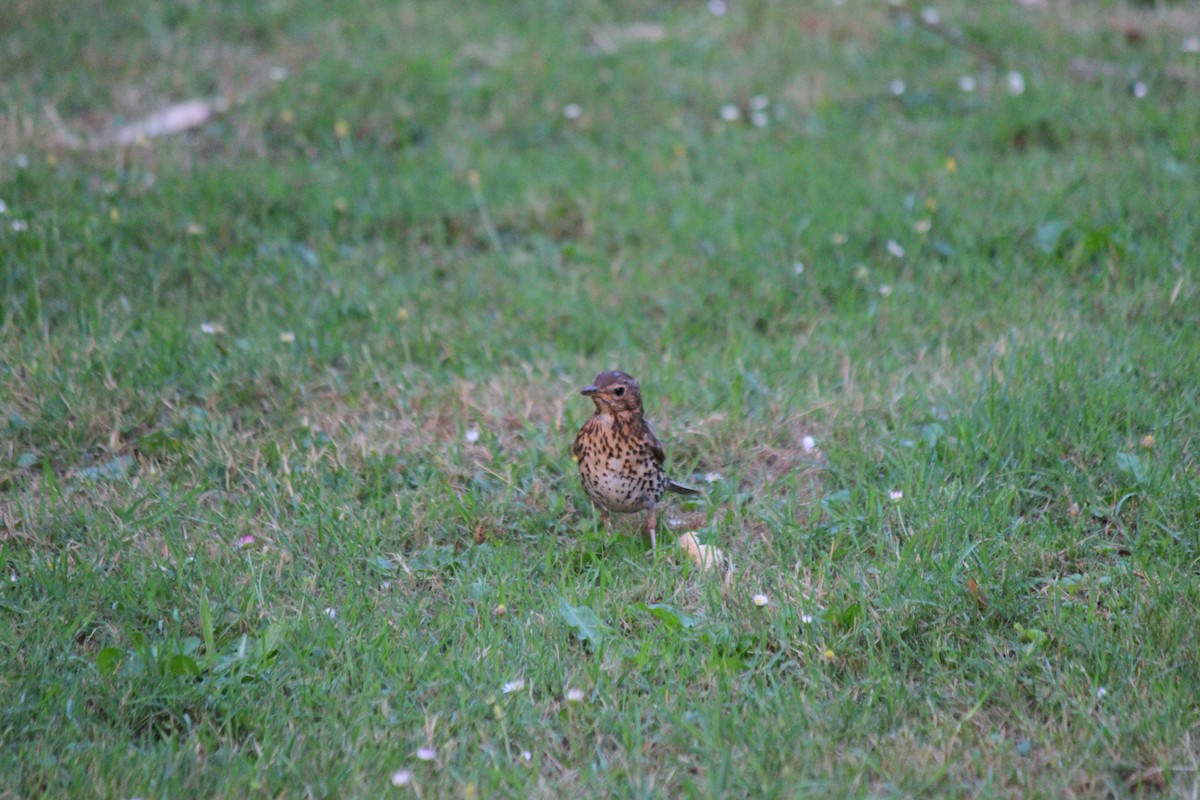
571;370;699;549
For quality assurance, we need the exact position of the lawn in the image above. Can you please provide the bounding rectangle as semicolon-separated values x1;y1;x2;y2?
2;0;1199;796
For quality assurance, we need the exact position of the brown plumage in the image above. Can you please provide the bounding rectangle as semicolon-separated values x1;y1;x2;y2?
571;370;699;549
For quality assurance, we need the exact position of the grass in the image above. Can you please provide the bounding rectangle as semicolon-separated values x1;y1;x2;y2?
2;0;1199;796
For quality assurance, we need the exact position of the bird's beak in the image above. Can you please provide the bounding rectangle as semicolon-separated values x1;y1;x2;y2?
580;385;599;396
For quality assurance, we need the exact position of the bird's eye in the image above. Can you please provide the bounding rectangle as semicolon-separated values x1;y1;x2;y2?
613;386;625;396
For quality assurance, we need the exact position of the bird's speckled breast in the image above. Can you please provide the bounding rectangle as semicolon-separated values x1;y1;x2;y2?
573;413;668;513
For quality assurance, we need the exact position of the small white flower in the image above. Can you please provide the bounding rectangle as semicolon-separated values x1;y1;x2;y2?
1132;81;1148;99
801;613;814;624
889;79;906;96
792;262;805;275
750;111;769;128
562;103;582;120
416;746;436;761
886;240;905;258
14;154;28;169
753;593;769;607
465;425;480;444
704;471;723;483
750;95;770;111
269;66;289;81
199;322;225;335
708;0;727;16
279;331;295;343
1182;36;1200;54
324;607;338;619
958;75;976;93
502;678;525;694
1005;71;1025;96
9;573;16;583
914;218;932;234
10;220;28;232
1096;686;1108;700
719;104;741;122
889;490;904;501
920;7;941;25
0;199;7;214
879;284;892;297
801;435;816;454
521;750;532;762
391;769;412;786
566;687;585;702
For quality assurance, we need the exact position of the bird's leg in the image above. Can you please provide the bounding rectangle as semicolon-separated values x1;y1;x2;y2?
599;506;611;529
645;506;657;551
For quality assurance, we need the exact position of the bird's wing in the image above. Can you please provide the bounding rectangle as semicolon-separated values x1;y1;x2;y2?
643;420;666;467
571;417;592;461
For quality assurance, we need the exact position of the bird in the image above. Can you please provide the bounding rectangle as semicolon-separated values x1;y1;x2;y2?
571;370;699;550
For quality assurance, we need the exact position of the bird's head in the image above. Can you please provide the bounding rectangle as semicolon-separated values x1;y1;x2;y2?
580;370;643;415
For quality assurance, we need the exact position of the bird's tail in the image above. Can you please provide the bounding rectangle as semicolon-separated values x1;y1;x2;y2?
668;480;701;496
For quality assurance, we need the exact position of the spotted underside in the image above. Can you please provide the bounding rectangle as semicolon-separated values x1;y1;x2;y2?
572;412;668;514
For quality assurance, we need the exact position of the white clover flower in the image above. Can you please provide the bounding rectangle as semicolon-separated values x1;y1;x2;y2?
502;678;525;694
324;607;338;620
921;7;941;25
879;284;893;297
562;103;582;120
1096;687;1108;700
1132;81;1148;99
1183;36;1200;54
416;746;436;761
719;104;741;122
566;688;585;703
889;79;906;96
750;111;769;128
10;220;28;232
465;426;480;444
889;490;904;501
886;240;905;258
708;0;727;16
750;95;769;111
801;435;816;454
1005;71;1025;96
958;75;976;93
792;262;805;275
801;613;814;624
391;770;412;786
521;750;532;762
